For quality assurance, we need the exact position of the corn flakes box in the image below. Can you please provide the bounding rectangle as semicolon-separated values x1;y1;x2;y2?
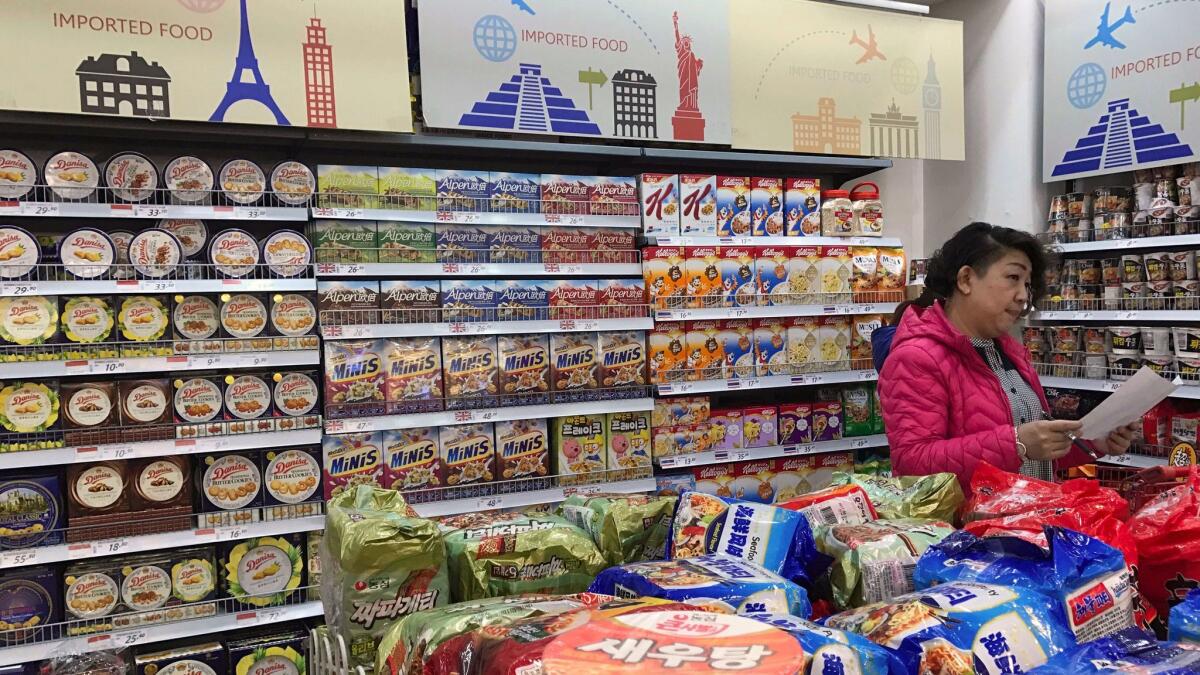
553;414;607;485
820;315;851;371
546;279;597;321
542;226;592;265
498;334;550;405
752;177;785;237
323;339;386;419
378;167;436;211
488;172;540;214
484;226;541;264
322;432;384;501
590;176;638;217
598;330;647;394
716;176;751;237
440;423;495;497
756;246;795;306
436;169;489;212
784;178;821;236
851;314;883;371
542;174;592;216
820;245;853;304
308;221;378;264
442;336;499;409
639;173;680;236
719;246;756;307
719;319;757;379
440;279;496;323
754;319;789;376
684;246;723;309
652;397;710;428
382;428;443;499
496;280;549;321
707;409;743;451
597;278;645;319
648;325;687;384
786;316;821;374
606;411;651;480
376;222;435;264
383;337;443;414
496;418;549;485
317;165;378;208
680;174;718;235
685;320;725;382
643;246;686;310
590;227;637;265
787;245;821;304
550;332;598;402
435;225;489;264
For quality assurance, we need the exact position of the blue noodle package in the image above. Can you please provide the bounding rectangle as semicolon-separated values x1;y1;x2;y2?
1029;628;1200;673
588;554;811;617
826;580;1075;674
916;526;1136;644
668;490;829;585
747;613;906;675
1170;589;1200;644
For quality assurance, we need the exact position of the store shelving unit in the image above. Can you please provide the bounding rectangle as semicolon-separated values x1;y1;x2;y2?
0;428;322;468
410;476;657;518
325;397;655;433
654;303;898;321
322;318;653;339
657;434;888;469
651;236;904;247
315;262;642;277
0;349;319;378
658;370;878;395
0;201;307;221
1031;310;1200;322
0;275;315;297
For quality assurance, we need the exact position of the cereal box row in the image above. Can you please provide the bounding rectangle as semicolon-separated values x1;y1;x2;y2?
642;174;821;237
691;452;855;504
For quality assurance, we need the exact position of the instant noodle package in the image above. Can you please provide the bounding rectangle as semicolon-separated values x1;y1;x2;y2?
830;471;964;523
1029;627;1200;673
1170;588;1200;643
748;612;906;675
815;518;955;608
559;494;676;567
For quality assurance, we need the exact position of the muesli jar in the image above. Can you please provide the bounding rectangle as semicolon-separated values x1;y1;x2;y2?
820;190;853;237
849;182;883;237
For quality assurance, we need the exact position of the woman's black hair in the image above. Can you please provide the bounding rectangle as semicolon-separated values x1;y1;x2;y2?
892;222;1049;323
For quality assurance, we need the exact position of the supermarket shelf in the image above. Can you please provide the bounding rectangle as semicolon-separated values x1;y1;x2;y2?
658;370;878;395
0;201;308;221
1096;454;1167;469
322;318;652;339
0;600;323;667
1040;375;1200;398
0;516;324;569
310;207;639;229
1051;234;1200;253
651;236;904;247
410;477;658;518
0;428;323;469
0;349;319;378
1030;310;1200;322
325;397;655;433
0;277;315;297
657;434;889;469
655;302;898;321
314;262;641;277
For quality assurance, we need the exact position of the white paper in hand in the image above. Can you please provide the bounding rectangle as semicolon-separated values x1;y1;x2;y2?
1077;366;1178;440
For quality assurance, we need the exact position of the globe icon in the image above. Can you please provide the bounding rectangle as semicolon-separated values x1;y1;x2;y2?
1068;63;1106;109
891;57;920;95
473;15;517;63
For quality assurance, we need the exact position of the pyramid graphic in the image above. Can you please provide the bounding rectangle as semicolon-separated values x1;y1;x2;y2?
459;63;601;135
1052;98;1192;177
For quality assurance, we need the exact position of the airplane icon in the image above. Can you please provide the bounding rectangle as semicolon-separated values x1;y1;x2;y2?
1085;2;1135;50
511;0;535;15
849;25;886;64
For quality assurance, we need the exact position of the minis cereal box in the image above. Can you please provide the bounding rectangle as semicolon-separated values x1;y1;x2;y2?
542;174;592;216
788;245;821;304
743;405;779;448
598;330;648;394
440;279;496;323
317;280;380;326
442;335;499;409
382;428;442;498
756;246;795;306
786;316;820;374
779;403;813;445
680;174;718;235
435;224;489;264
640;173;680;236
496;419;549;485
606;411;651;480
550;332;598;402
685;320;725;382
648;325;687;384
851;314;883;371
323;339;386;418
719;319;757;379
720;246;757;307
590;227;638;265
378;167;435;211
308;221;378;264
643;246;686;310
684;245;724;309
754;318;789;376
435;169;490;212
377;222;435;263
707;409;743;451
496;280;549;321
784;178;821;236
553;414;607;485
487;172;540;214
316;165;378;208
716;176;751;237
820;245;852;303
542;226;592;264
383;336;443;414
380;279;439;324
590;176;638;217
820;315;851;371
597;278;645;319
483;226;541;264
498;334;550;405
547;279;598;320
751;177;785;237
321;432;383;500
440;423;495;497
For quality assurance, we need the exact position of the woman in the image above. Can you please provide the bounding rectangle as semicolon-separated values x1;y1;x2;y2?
874;222;1135;493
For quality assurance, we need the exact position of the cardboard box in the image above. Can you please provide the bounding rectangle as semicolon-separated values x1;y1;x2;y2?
435;169;490;212
640;173;680;236
323;339;386;418
542;226;592;264
680;174;718;235
643;246;686;310
779;403;813;445
753;318;788;376
606;411;652;480
685;320;725;382
648;325;687;384
590;176;639;217
308;221;378;264
435;224;489;264
719;319;757;379
550;332;598;402
598;330;648;394
784;178;821;236
707;409;743;451
751;177;785;237
442;335;499;409
732;459;778;503
820;245;853;304
716;176;751;237
786;316;821;374
440;423;495;497
496;280;549;321
547;279;598;320
440;279;496;323
377;221;435;263
317;280;380;326
317;165;378;208
496;419;550;485
552;414;607;485
756;246;795;306
743;406;779;449
812;401;844;442
684;245;723;309
719;246;757;307
378;167;436;211
597;278;646;319
651;396;710;428
498;334;550;405
383;428;443;495
380;279;440;324
789;245;821;304
590;227;638;265
820;315;852;371
484;225;541;264
383;336;443;414
488;172;541;214
542;174;592;215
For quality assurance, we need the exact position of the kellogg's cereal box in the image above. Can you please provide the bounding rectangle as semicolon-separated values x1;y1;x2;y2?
643;246;686;310
754;319;789;376
547;279;598;320
773;456;818;501
652;396;710;428
323;339;385;418
496;280;549;321
707;409;743;451
380;279;439;324
483;226;541;264
440;279;496;323
440;423;495;497
550;332;598;402
785;316;820;374
487;172;540;214
819;315;851;371
378;167;435;211
649;325;687;384
716;176;751;237
597;278;645;319
435;224;489;264
788;245;821;304
639;173;680;236
435;169;490;212
851;314;883;371
743;406;779;449
553;414;607;485
751;177;785;237
756;246;795;306
382;429;442;499
322;432;384;501
377;221;435;264
496;419;550;486
685;246;724;308
779;403;813;445
590;176;638;217
720;246;757;307
383;337;443;414
599;330;648;395
692;463;737;500
680;174;718;235
719;319;757;379
811;401;843;442
606;411;651;480
784;178;821;236
811;451;854;490
542;174;592;216
820;245;852;303
442;335;499;409
498;334;550;405
542;226;592;265
590;227;638;265
685;320;725;382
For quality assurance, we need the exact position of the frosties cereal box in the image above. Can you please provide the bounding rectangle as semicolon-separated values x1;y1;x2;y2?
496;418;550;484
542;174;592;216
590;227;638;265
322;432;383;501
820;315;851;371
648;325;687;384
435;169;490;212
382;428;442;498
789;245;821;303
378;167;436;211
751;177;785;237
639;173;680;236
754;318;788;376
684;245;724;309
784;178;821;236
383;336;443;414
590;176;638;217
547;279;598;320
440;279;496;323
820;245;853;304
743;405;779;449
719;246;757;307
498;334;550;405
442;335;499;409
719;319;757;379
643;246;686;310
550;332;599;402
542;226;592;264
756;246;795;306
484;226;541;264
786;316;821;374
496;280;549;322
487;172;541;214
680;174;718;235
685;320;725;382
435;224;489;264
597;278;646;319
707;409;744;451
598;330;647;392
716;176;751;237
553;414;607;485
440;423;495;496
606;411;651;480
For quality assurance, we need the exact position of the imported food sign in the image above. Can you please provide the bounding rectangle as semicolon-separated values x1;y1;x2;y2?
0;0;413;132
1044;0;1200;180
417;0;732;144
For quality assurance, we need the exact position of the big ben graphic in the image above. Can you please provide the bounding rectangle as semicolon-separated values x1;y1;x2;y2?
923;53;942;160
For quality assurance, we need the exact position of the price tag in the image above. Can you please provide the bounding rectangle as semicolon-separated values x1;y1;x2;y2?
1102;454;1133;465
731;450;752;462
85;634;115;650
189;355;224;369
208;436;234;452
0;201;21;215
790;375;811;385
64;360;92;375
139;279;176;293
67;543;94;559
192;528;218;542
675;455;698;467
477;496;504;510
850;438;871;449
101;445;136;460
3;549;38;566
2;282;40;297
337;208;364;219
1116;311;1137;320
563;215;585;226
712;451;728;463
1077;312;1095;320
24;203;59;217
477;410;498;421
218;525;249;541
235;207;266;220
453;212;481;224
236;610;262;626
574;320;599;331
135;205;169;218
654;310;674;321
112;630;148;647
857;371;877;381
1103;381;1122;392
338;263;365;275
560;264;584;275
729;307;751;318
95;538;131;555
91;359;126;375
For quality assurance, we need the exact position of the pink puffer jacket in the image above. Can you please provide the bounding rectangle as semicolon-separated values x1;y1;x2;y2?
879;301;1090;495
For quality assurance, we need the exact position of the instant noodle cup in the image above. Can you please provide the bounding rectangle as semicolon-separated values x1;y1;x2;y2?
829;472;964;523
747;613;907;675
559;494;676;567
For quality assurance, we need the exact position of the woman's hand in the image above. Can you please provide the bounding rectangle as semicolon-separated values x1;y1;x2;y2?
1089;422;1138;457
1017;419;1083;461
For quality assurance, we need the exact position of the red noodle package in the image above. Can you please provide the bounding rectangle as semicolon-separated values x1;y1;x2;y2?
1130;466;1200;622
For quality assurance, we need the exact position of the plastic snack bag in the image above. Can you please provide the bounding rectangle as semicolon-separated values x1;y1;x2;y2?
776;483;878;531
830;471;964;523
1129;467;1200;621
559;494;677;566
747;613;906;674
1171;589;1200;644
323;486;450;668
589;554;811;617
1028;627;1200;673
816;518;955;608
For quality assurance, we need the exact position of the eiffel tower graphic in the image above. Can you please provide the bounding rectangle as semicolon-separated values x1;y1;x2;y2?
210;0;290;125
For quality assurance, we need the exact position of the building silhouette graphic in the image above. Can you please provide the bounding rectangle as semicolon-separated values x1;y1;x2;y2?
459;63;601;135
612;69;657;139
210;0;290;125
1052;98;1194;177
304;18;337;128
76;51;171;118
869;100;919;158
791;98;861;155
923;53;942;159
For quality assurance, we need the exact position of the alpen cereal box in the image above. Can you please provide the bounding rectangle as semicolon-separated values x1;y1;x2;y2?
542;226;591;264
541;174;592;215
498;334;550;405
786;316;821;374
550;332;598;402
316;165;378;209
597;278;645;319
377;222;434;264
380;279;439;324
784;178;821;236
598;330;647;392
382;428;442;498
680;174;718;235
716;176;751;236
590;176;638;217
719;319;757;379
788;245;821;303
751;177;785;237
590;227;637;265
643;246;686;310
318;280;380;326
378;167;435;211
496;419;549;484
322;432;383;501
487;172;540;214
308;221;378;264
484;226;540;264
435;169;489;212
495;280;548;322
440;279;496;323
707;409;743;451
819;315;851;371
756;246;795;306
754;318;789;376
684;245;723;309
442;335;499;409
639;173;679;236
648;325;686;384
820;245;853;303
743;405;779;449
606;411;651;480
435;224;488;264
719;246;757;307
685;320;725;382
553;414;607;485
440;423;495;496
383;336;443;414
547;279;598;320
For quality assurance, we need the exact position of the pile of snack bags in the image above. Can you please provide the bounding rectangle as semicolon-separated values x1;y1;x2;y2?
322;463;1200;674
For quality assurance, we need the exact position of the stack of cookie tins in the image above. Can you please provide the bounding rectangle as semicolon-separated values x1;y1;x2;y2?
312;165;657;518
0;147;323;666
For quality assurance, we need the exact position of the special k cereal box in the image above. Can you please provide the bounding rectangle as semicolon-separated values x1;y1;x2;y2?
598;330;647;392
786;316;821;374
851;314;884;371
542;226;592;264
487;172;541;214
686;320;725;382
440;423;495;497
383;336;443;414
820;245;853;303
553;414;607;485
680;174;718;235
435;169;490;212
784;178;821;236
547;279;598;320
542;174;592;216
639;173;680;236
597;278;646;319
719;319;757;379
648;324;687;384
751;177;785;237
382;428;442;499
498;334;550;405
496;418;550;485
789;245;821;304
720;246;757;307
321;432;383;501
550;332;599;402
442;335;499;409
820;315;851;371
590;176;638;217
756;246;795;306
716;176;751;237
685;245;724;309
643;246;686;310
754;318;789;376
435;224;489;264
606;411;651;481
590;227;638;265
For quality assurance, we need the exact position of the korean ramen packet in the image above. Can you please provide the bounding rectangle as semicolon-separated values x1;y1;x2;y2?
816;518;955;608
829;472;964;524
1028;627;1200;674
746;613;906;675
559;494;677;567
1171;589;1200;643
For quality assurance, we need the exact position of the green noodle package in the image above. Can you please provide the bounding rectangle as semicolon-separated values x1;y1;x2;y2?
558;494;676;566
831;472;964;523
